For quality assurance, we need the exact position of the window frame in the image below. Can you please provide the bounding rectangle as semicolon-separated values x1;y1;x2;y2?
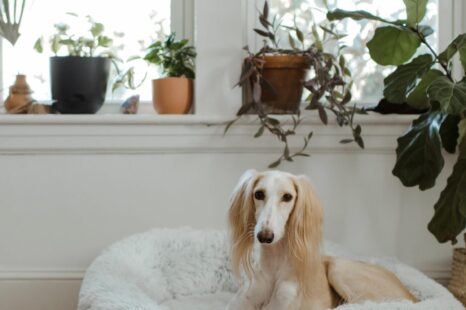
243;0;460;105
0;0;194;103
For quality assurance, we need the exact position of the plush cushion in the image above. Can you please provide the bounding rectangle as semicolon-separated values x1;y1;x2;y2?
78;228;463;310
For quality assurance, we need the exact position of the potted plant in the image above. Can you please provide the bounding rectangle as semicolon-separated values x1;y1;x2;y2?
34;14;117;114
328;1;466;244
227;1;364;168
143;33;196;114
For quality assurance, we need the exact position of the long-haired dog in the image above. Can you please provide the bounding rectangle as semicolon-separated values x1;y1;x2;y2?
227;170;416;310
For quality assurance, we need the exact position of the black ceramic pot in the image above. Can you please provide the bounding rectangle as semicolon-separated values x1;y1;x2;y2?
50;57;110;114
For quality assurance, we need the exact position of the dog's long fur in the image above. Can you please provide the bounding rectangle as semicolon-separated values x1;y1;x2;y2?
227;170;416;310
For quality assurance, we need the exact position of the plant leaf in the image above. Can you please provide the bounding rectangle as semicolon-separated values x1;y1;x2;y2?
383;54;433;103
33;37;43;53
428;139;466;244
90;22;104;37
419;25;434;37
403;0;428;27
367;26;421;66
317;106;328;125
407;69;443;109
254;28;270;37
428;77;466;116
268;158;282;169
392;111;445;191
439;114;461;154
438;34;466;70
459;119;466;148
254;126;265;138
327;9;396;24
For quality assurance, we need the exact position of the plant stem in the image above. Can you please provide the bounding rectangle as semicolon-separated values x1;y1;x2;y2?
418;31;453;82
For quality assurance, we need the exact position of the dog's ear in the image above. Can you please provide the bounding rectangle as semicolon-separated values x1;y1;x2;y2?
228;169;258;278
288;175;323;296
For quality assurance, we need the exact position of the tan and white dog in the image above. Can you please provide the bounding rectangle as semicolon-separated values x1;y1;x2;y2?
227;170;416;310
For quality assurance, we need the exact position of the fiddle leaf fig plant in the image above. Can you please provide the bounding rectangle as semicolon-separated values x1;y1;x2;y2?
227;1;364;168
328;0;466;244
0;0;27;45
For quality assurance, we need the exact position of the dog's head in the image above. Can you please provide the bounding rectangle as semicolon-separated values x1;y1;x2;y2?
228;170;323;291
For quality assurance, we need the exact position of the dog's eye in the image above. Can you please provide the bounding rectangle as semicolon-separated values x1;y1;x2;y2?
254;190;265;200
282;193;293;202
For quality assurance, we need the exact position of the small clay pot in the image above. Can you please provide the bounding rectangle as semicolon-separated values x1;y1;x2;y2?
152;77;193;114
243;54;310;114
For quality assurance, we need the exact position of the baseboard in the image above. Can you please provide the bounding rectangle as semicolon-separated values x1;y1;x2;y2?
0;268;450;283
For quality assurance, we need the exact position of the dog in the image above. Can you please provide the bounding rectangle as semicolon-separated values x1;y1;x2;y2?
227;170;416;310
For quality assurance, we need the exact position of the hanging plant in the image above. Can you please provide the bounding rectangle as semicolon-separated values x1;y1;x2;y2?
226;1;364;168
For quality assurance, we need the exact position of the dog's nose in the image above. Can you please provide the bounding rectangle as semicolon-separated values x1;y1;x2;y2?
257;230;274;244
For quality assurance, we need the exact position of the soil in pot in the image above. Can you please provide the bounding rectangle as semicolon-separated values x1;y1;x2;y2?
243;54;310;114
152;77;193;114
51;56;110;114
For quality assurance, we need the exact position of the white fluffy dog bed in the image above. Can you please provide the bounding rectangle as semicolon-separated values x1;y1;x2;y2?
78;228;463;310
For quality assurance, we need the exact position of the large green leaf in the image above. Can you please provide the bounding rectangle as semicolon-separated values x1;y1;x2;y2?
428;138;466;244
439;115;461;154
438;34;466;71
367;26;421;66
393;111;444;190
384;54;433;104
327;9;396;24
459;119;466;147
428;77;466;116
407;69;443;109
403;0;428;27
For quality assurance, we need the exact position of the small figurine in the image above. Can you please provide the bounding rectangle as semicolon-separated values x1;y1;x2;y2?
4;75;36;114
120;95;140;114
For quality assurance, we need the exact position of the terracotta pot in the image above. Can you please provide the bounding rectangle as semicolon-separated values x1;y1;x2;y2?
152;77;193;114
243;54;310;114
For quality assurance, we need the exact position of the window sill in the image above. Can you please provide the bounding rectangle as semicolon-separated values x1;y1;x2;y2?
0;112;416;126
0;112;415;155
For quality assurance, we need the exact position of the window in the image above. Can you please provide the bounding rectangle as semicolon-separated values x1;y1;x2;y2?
256;0;439;105
1;0;193;102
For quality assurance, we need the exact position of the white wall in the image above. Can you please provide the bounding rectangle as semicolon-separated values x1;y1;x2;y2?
0;115;458;310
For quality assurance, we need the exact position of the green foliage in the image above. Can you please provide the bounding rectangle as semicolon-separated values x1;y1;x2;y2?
367;26;421;66
0;0;26;45
144;33;196;79
407;69;443;109
228;1;362;168
329;0;466;243
438;34;466;70
392;111;444;191
383;54;433;103
33;14;116;57
439;115;461;154
428;77;466;116
428;138;466;244
403;0;428;27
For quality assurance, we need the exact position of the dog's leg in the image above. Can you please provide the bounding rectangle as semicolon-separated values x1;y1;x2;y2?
227;276;273;310
262;280;299;310
327;257;417;304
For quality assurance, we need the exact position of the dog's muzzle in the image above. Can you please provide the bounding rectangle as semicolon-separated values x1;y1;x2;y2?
257;229;274;244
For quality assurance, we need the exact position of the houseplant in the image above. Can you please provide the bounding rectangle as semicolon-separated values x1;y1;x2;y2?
34;14;117;114
328;0;466;244
227;1;364;168
144;33;196;114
